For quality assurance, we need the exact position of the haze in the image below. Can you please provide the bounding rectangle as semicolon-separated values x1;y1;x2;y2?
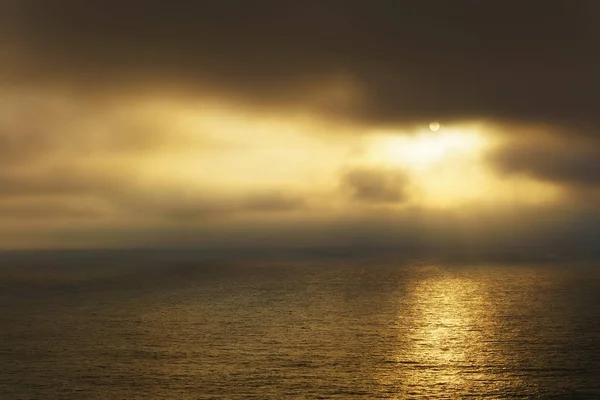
1;1;600;259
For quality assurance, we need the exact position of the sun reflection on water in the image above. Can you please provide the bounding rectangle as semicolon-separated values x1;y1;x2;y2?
378;267;507;396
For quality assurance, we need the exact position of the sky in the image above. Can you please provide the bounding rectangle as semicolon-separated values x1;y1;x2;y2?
1;1;600;256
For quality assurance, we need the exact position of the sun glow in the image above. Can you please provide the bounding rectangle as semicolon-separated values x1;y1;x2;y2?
92;98;561;213
364;125;560;208
370;127;487;171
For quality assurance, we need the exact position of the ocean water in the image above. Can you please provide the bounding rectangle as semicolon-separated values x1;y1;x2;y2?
1;252;600;399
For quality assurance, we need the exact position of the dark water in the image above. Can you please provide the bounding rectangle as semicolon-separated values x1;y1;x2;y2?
1;253;600;399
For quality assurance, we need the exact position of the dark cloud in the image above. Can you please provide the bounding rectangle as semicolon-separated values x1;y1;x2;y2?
342;167;409;203
489;137;600;188
3;1;600;127
6;202;600;260
0;199;105;220
0;167;135;220
137;192;307;221
0;167;136;198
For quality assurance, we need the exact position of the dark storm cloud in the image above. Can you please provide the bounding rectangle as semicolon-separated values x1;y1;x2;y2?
4;1;600;127
342;168;409;203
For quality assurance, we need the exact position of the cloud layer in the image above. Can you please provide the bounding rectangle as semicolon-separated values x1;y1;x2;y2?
4;1;600;126
1;2;600;254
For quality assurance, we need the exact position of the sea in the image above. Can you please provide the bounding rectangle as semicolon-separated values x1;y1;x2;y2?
1;250;599;399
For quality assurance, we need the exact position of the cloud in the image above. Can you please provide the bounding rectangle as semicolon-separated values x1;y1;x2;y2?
0;198;106;220
0;89;215;168
0;166;307;221
5;201;600;260
127;192;307;221
3;2;600;254
3;1;600;127
0;167;135;198
488;135;600;188
341;167;409;203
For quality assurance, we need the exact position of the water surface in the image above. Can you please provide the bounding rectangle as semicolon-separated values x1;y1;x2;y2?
1;253;599;399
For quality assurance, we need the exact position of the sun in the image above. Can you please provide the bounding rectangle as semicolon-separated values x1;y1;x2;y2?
429;121;441;132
